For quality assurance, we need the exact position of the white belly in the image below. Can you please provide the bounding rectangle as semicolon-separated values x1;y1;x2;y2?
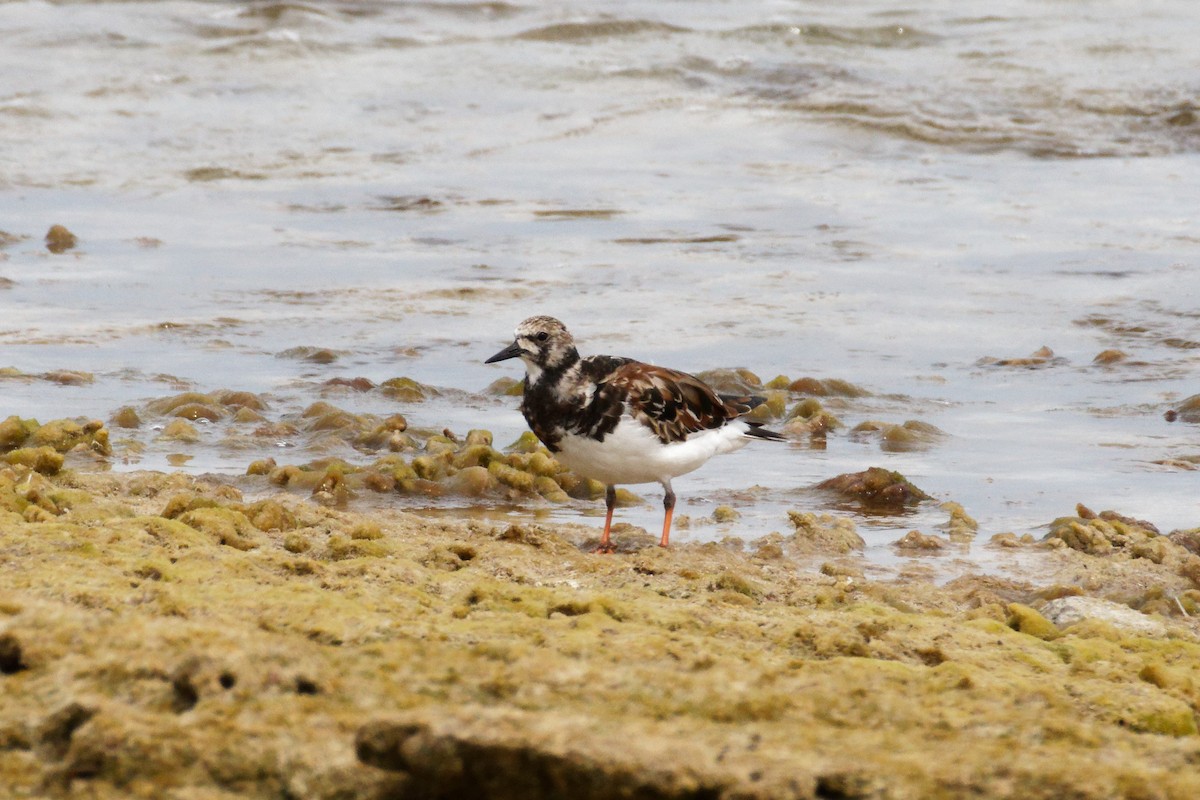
554;414;752;486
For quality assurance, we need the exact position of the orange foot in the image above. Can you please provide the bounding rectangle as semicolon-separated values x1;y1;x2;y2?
592;542;616;554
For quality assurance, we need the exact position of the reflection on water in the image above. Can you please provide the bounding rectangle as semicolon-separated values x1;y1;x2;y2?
1;0;1197;577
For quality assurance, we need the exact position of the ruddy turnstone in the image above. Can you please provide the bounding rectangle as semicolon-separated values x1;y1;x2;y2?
486;316;786;552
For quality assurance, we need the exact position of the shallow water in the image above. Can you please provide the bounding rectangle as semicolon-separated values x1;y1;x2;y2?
2;0;1198;575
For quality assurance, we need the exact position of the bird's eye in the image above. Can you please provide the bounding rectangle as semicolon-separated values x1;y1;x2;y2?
535;331;549;342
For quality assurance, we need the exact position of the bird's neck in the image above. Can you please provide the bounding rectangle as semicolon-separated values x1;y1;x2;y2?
524;348;582;402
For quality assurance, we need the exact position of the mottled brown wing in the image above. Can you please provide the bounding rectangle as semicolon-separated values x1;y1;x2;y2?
605;362;740;444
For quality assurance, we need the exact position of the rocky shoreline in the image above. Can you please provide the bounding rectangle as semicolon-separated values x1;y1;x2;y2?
2;416;1200;798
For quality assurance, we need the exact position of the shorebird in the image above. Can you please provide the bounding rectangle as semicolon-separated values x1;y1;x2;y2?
486;315;785;552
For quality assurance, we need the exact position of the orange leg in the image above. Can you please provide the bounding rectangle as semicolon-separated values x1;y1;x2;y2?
659;484;676;548
594;485;617;554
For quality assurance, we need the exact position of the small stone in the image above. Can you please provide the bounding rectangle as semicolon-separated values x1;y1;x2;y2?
45;224;78;254
1041;596;1168;637
712;505;740;523
893;530;946;550
160;419;200;443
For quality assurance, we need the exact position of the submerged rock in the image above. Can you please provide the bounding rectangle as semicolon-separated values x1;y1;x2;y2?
44;224;78;253
1170;393;1200;423
977;345;1065;368
781;398;842;438
851;419;946;452
816;467;932;511
786;376;869;397
893;530;946;551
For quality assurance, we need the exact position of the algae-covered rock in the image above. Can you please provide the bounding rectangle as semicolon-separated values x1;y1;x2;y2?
1006;603;1060;640
893;530;946;551
1169;528;1200;555
693;367;763;394
816;467;932;511
786;511;865;553
781;398;842;437
484;377;524;396
464;429;492;447
533;475;569;503
177;507;264;550
145;392;216;415
110;406;142;429
1170;393;1200;423
941;501;978;542
44;224;77;253
712;505;740;523
851;419;947;452
170;403;225;422
450;466;493;497
379;376;436;402
1044;507;1166;556
4;446;64;475
159;419;200;443
244;500;297;532
0;415;33;451
744;389;788;422
215;390;269;411
1093;349;1128;365
29;418;110;455
506;431;543;454
786;377;869;397
488;460;534;492
977;345;1064;368
246;457;276;476
278;345;341;364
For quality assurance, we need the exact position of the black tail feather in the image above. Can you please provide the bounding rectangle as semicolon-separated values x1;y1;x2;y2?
745;421;787;441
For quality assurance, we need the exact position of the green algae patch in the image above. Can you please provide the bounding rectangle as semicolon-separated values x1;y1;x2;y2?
4;471;1200;799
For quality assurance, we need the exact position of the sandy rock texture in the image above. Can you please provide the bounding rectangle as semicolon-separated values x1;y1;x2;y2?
2;465;1200;799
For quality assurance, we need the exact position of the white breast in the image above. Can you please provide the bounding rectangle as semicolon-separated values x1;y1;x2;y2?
554;413;752;486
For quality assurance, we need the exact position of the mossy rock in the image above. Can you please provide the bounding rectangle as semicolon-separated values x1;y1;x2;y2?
506;431;543;454
29;418;110;455
159;419;200;443
0;415;34;451
4;447;64;475
451;466;494;497
1044;510;1162;555
145;392;217;415
176;507;264;550
379;377;436;402
693;368;763;394
1006;603;1060;640
786;377;869;397
488;461;534;492
786;511;865;554
816;467;932;511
